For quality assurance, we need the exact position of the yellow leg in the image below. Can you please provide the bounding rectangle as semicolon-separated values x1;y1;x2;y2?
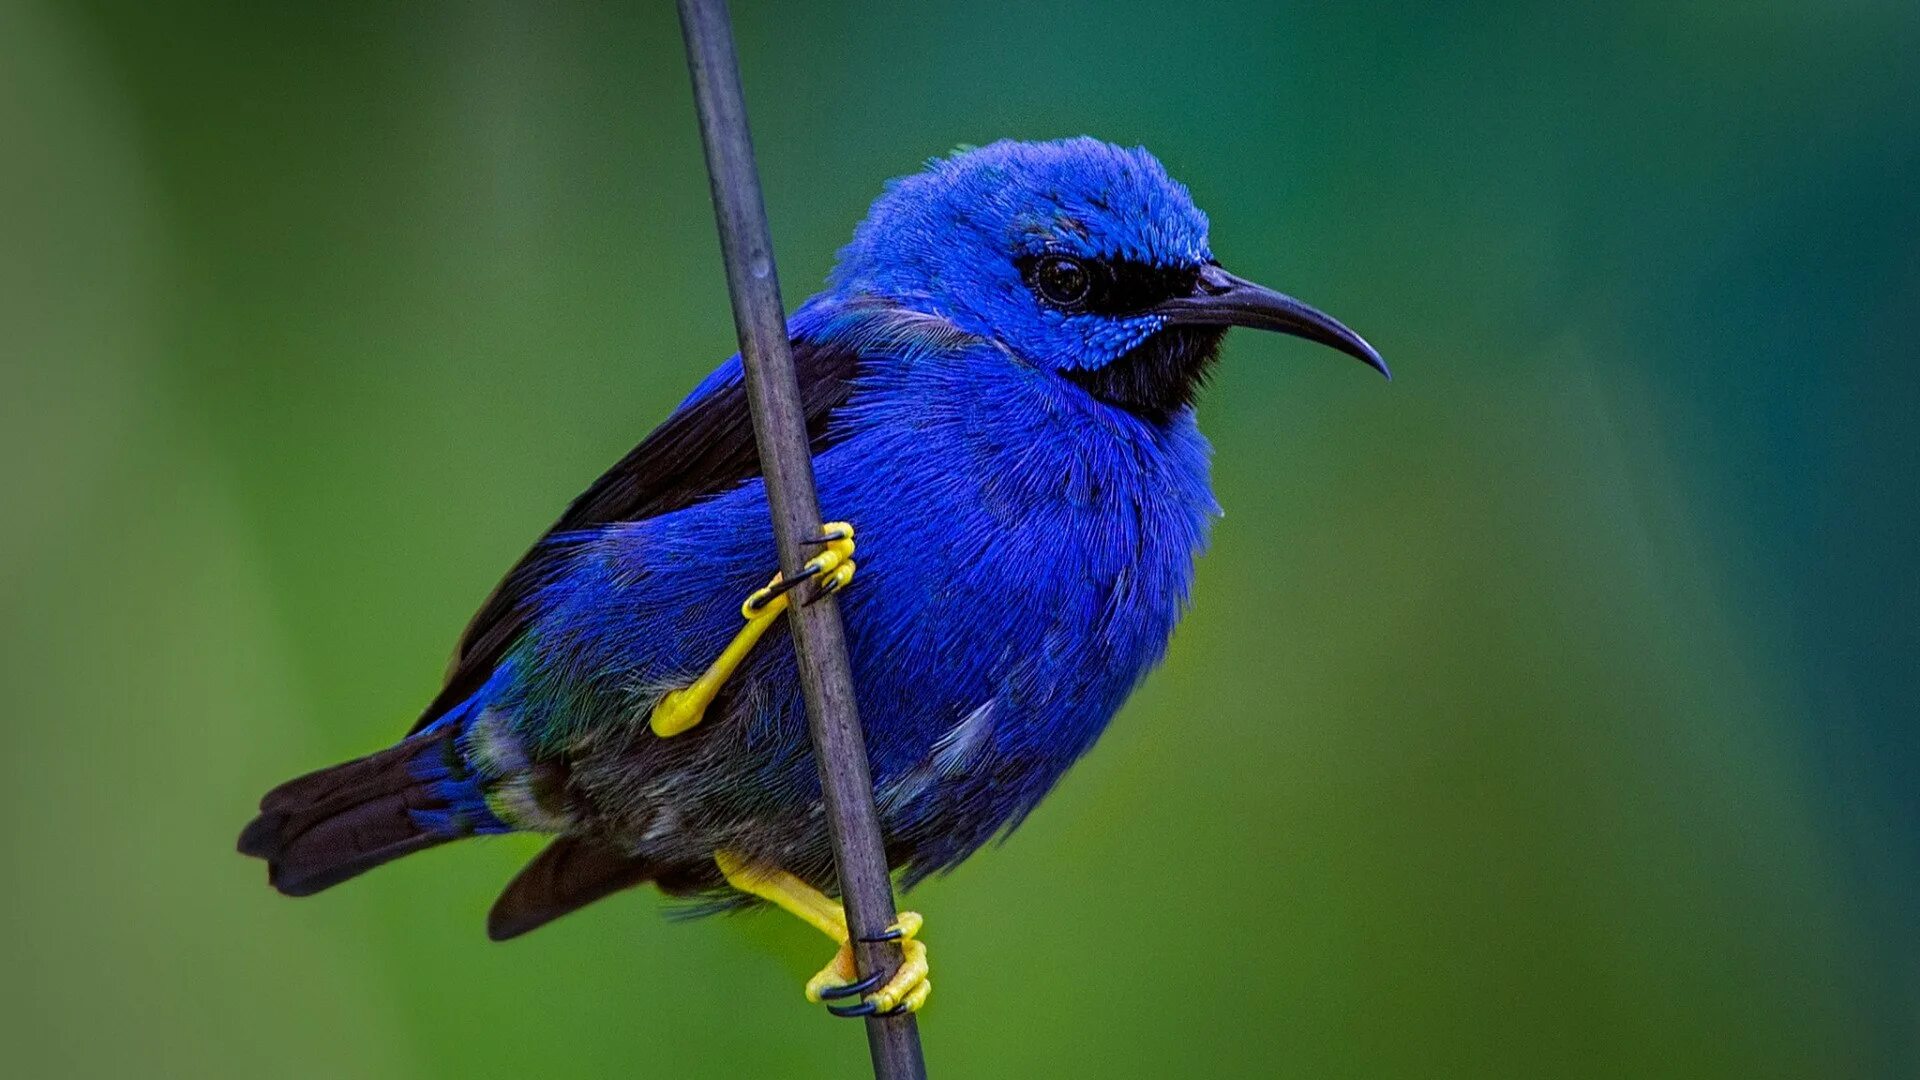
651;523;856;738
716;850;931;1016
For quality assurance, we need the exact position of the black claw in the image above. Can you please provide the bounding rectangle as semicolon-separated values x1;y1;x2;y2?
878;1002;912;1018
751;575;808;612
827;1000;879;1019
858;927;906;943
816;969;886;1000
801;527;850;547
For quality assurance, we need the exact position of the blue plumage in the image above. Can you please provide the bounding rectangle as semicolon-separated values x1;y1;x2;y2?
240;137;1385;940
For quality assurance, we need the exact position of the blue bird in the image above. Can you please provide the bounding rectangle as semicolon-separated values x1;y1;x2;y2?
239;137;1386;1017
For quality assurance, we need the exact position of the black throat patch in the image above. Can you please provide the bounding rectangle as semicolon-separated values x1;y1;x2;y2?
1063;326;1227;423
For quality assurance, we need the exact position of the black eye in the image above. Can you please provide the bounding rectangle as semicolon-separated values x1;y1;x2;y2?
1031;255;1095;308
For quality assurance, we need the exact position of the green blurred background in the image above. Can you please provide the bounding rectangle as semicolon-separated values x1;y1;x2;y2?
3;1;1915;1076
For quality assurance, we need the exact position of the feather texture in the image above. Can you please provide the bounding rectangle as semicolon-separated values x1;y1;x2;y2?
418;338;867;733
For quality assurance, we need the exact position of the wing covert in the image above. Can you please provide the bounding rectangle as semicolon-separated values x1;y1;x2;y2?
412;336;864;732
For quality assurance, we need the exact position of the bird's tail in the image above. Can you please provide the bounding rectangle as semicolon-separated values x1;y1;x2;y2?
238;697;512;897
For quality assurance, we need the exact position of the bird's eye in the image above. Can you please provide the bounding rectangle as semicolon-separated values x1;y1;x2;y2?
1031;255;1095;308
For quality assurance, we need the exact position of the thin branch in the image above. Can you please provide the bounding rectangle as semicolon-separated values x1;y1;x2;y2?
674;2;929;1078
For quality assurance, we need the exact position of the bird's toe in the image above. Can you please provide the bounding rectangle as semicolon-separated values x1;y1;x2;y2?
806;913;932;1018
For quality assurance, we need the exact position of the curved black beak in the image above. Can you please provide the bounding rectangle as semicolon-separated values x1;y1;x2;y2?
1153;264;1389;380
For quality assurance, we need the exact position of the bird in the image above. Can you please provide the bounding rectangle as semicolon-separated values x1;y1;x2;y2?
238;136;1387;1018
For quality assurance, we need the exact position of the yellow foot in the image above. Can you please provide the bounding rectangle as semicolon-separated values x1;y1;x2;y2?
650;522;857;737
789;521;857;599
805;912;931;1018
714;850;930;1018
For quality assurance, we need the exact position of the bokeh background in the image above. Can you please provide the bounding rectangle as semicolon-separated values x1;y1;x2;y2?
3;1;1915;1077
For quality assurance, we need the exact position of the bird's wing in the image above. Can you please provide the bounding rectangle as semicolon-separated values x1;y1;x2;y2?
410;336;864;733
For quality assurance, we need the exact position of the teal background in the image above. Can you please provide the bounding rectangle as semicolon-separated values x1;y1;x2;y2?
3;2;1915;1077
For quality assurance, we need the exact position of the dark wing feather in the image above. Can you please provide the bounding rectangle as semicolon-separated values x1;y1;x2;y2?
412;337;864;733
488;836;657;941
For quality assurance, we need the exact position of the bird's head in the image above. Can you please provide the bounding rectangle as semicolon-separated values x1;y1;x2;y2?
829;137;1386;419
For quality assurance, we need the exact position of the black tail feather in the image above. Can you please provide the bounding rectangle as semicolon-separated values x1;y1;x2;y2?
239;729;457;897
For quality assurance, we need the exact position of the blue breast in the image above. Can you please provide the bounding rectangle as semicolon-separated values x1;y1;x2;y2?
826;341;1218;874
